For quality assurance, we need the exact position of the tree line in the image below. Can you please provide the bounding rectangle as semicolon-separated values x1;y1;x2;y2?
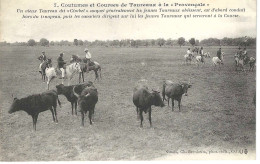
0;37;256;47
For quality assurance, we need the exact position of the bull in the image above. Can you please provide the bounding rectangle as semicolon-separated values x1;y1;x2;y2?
72;85;98;126
162;80;192;111
56;81;94;115
133;85;164;128
8;90;61;131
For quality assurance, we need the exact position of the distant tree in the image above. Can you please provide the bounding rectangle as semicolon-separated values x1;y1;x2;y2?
195;40;200;46
157;38;165;47
84;40;91;46
177;37;185;47
49;41;55;46
166;38;173;46
151;39;156;46
39;38;49;46
27;39;36;46
130;40;136;47
189;38;196;46
78;40;84;46
144;40;149;47
73;39;78;46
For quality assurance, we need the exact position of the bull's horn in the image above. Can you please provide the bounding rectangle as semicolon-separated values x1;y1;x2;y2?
72;86;80;98
84;93;90;98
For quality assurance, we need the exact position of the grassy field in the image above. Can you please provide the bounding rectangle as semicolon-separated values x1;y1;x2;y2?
0;45;256;160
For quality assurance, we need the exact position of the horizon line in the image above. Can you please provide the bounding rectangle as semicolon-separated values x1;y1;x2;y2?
0;35;255;44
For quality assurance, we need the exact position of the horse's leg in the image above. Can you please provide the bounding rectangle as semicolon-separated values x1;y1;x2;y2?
99;68;102;79
94;70;98;81
82;72;85;83
79;73;81;83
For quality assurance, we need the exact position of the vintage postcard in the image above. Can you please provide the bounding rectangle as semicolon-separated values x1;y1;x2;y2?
0;0;257;161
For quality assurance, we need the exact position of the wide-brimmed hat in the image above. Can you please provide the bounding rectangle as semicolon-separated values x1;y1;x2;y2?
42;51;45;54
84;48;89;52
60;52;64;56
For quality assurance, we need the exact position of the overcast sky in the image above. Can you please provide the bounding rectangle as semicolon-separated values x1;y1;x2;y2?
0;0;256;42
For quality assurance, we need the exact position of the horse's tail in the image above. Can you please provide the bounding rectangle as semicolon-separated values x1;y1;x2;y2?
57;96;61;108
162;82;166;102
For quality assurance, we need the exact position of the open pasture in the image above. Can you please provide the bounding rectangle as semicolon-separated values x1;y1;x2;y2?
0;46;256;160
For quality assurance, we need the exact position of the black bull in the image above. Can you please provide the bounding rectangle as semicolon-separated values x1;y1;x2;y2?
8;90;61;131
133;88;164;127
162;82;192;111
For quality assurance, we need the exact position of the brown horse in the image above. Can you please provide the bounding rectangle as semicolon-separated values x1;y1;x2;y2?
70;55;101;83
38;58;52;82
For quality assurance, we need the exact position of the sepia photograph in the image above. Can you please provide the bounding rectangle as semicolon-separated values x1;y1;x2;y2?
0;0;257;161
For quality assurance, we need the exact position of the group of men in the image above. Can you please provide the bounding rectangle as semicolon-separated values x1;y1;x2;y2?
39;48;92;79
236;47;248;59
187;46;248;63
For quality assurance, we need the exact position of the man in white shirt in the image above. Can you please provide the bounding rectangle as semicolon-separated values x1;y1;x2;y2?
85;48;92;72
187;48;192;57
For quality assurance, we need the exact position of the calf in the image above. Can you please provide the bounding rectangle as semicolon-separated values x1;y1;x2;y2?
72;85;98;126
56;81;94;115
133;86;164;128
162;81;192;111
8;90;61;131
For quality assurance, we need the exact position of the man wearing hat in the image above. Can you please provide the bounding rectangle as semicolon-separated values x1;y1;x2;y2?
57;52;66;79
84;48;92;72
199;47;204;62
243;48;248;58
217;48;222;62
187;48;192;58
237;47;243;59
39;51;47;61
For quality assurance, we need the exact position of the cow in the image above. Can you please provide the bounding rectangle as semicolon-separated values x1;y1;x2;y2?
133;85;165;128
162;80;192;111
72;85;98;126
56;81;94;115
212;52;225;70
8;90;61;131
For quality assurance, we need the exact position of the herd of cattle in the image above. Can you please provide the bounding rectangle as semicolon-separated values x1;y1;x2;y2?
8;48;255;130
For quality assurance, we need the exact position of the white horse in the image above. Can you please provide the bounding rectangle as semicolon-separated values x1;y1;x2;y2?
46;62;81;90
212;52;225;70
195;56;205;67
184;53;194;65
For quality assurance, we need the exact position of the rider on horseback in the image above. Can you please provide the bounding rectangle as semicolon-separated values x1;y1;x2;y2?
57;52;66;79
217;48;222;63
187;48;192;58
199;47;204;62
237;47;243;59
84;48;92;73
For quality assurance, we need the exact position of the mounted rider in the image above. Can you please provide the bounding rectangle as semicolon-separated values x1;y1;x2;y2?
84;48;92;73
187;48;192;58
199;47;204;62
217;48;222;63
236;47;243;59
38;51;47;62
57;52;66;79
